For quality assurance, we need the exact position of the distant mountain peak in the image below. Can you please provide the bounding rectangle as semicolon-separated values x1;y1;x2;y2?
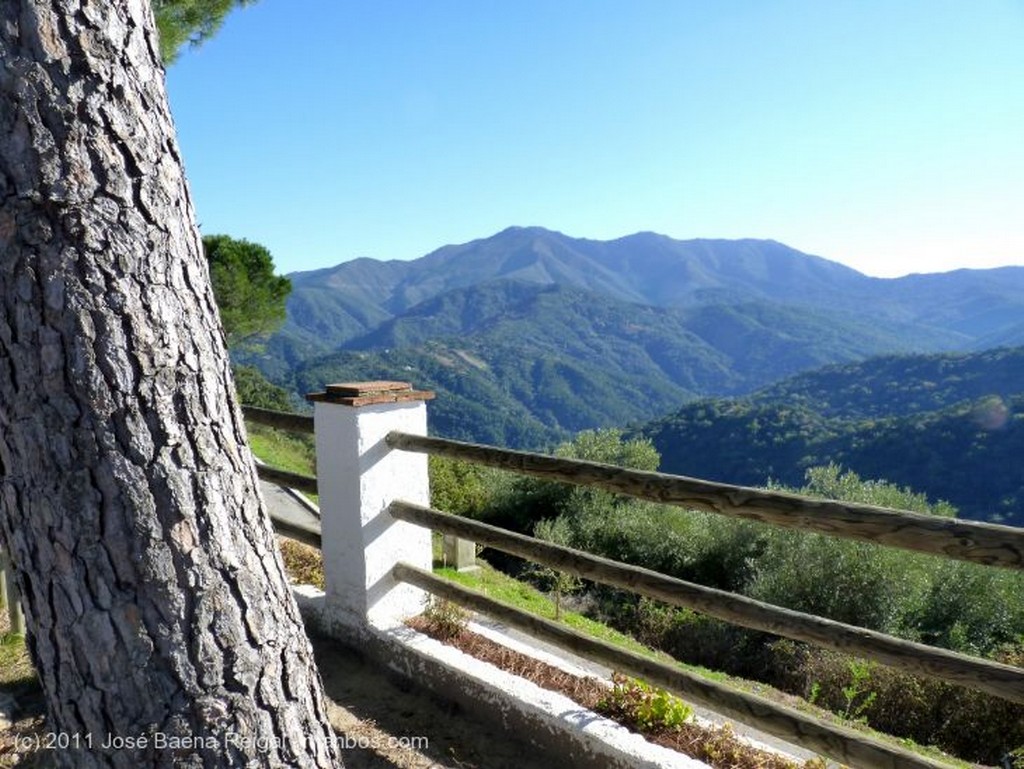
495;224;562;237
263;228;1024;422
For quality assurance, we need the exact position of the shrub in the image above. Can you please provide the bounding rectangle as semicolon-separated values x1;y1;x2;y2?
744;466;955;635
744;528;933;634
596;673;694;733
421;597;469;641
794;646;1024;764
428;455;494;516
482;428;661;532
911;558;1024;654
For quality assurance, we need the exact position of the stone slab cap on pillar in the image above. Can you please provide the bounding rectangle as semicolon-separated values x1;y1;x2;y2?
306;381;435;407
306;381;435;632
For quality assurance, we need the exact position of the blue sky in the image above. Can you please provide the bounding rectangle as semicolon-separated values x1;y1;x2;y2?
165;1;1024;278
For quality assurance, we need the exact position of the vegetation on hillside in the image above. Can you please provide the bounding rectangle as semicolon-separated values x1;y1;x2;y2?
756;347;1024;418
273;278;951;448
641;347;1024;524
429;429;1024;764
292;345;563;448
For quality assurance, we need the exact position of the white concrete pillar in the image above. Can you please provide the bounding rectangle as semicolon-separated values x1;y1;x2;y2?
307;381;434;630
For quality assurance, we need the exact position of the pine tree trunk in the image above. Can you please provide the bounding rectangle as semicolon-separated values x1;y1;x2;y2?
0;2;341;766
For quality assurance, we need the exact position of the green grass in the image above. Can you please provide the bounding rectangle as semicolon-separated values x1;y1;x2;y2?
246;423;317;476
0;633;35;690
246;423;319;504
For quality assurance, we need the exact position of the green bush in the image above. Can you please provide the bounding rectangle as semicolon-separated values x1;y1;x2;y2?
745;528;933;633
482;428;660;532
912;558;1024;654
791;463;957;516
596;673;694;733
428;455;495;516
795;645;1024;764
745;466;969;637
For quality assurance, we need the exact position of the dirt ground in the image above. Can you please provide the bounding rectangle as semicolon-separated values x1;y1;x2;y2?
309;631;575;769
0;620;570;769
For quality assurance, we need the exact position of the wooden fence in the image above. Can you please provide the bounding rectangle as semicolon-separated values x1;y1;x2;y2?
244;391;1022;769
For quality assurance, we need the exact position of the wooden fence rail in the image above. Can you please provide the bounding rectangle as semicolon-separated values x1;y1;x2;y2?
242;405;315;434
394;562;950;769
388;500;1024;704
254;464;319;496
241;407;319;493
268;513;322;550
386;431;1024;570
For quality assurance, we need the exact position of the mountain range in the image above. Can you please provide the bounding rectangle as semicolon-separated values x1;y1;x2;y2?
243;226;1024;449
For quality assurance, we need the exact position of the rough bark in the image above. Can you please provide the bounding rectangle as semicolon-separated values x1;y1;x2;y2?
0;2;341;766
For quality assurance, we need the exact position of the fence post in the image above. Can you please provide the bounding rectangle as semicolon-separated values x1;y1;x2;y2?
307;381;435;632
0;546;25;636
443;535;477;572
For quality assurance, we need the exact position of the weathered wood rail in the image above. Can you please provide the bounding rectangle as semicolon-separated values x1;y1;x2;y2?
268;514;322;550
241;407;319;494
389;499;1024;704
242;405;314;434
255;464;319;496
386;430;1024;570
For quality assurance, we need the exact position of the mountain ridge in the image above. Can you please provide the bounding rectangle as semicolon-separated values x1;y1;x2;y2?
276;227;1024;352
241;227;1024;452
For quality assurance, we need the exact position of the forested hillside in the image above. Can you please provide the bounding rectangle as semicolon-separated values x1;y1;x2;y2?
284;280;951;446
240;228;1024;446
640;347;1024;524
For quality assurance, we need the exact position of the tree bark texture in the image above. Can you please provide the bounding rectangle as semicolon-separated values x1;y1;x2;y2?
0;2;341;766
